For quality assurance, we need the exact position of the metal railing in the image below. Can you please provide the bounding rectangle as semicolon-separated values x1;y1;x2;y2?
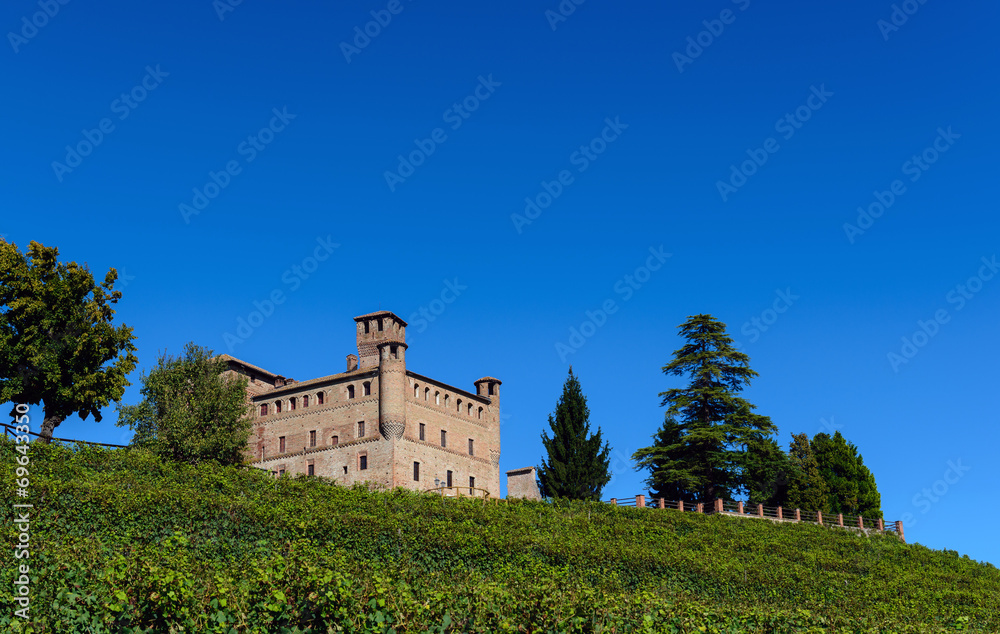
1;422;127;448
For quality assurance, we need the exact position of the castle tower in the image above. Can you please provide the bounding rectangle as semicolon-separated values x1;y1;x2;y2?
473;377;501;406
354;310;407;370
353;311;408;444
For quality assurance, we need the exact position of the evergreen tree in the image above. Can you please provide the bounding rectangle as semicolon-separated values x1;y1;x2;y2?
117;343;253;466
786;433;830;513
811;431;882;518
0;239;138;442
742;435;791;507
633;314;776;503
537;368;611;500
637;417;697;501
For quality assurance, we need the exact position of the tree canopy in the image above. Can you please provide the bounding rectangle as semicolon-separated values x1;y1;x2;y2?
116;343;253;466
537;367;612;500
0;239;137;441
785;432;830;513
812;431;882;518
633;314;776;503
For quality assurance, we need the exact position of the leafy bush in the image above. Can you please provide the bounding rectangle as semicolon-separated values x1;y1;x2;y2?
1;439;997;632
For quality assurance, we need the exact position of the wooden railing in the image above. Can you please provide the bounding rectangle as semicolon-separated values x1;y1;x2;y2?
605;494;904;542
0;422;127;448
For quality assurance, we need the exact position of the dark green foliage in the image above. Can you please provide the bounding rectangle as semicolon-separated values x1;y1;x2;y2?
116;343;252;466
1;438;998;633
637;417;694;501
812;431;883;519
537;368;611;500
0;239;137;441
742;435;791;507
634;314;776;503
786;433;830;513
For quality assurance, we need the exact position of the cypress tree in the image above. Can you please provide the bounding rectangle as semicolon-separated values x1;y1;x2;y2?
786;433;830;513
812;431;882;518
743;435;791;507
537;368;611;500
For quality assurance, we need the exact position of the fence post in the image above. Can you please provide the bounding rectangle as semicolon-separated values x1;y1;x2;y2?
816;510;823;525
696;502;703;513
877;518;884;531
837;514;844;527
895;520;905;543
610;498;617;506
857;516;864;529
637;495;645;508
777;506;783;520
658;497;665;509
678;500;684;512
714;498;723;514
737;501;744;514
795;508;801;522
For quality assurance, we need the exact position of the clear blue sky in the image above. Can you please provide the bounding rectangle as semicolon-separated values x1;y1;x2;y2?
3;0;998;565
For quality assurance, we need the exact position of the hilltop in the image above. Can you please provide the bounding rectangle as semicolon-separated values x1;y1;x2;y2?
2;439;997;633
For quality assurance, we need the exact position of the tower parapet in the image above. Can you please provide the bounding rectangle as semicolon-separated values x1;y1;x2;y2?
354;311;407;370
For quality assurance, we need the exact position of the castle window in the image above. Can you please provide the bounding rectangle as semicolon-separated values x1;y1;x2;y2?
348;385;355;399
377;318;383;332
363;381;371;396
477;407;483;420
359;454;368;470
358;421;365;437
332;435;339;446
424;387;429;401
275;400;282;413
364;320;370;334
413;383;419;398
343;465;348;474
467;403;472;416
289;397;296;411
310;430;316;447
488;384;495;396
435;391;440;405
260;403;268;417
279;436;286;453
413;462;420;481
303;395;309;408
419;423;425;441
307;463;314;476
440;430;447;448
279;469;285;477
317;392;324;405
250;375;255;384
469;476;475;495
457;398;462;413
444;394;450;408
468;439;474;456
446;470;453;488
261;446;266;460
390;344;398;358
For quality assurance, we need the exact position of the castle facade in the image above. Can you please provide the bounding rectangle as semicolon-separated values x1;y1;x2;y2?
223;311;502;497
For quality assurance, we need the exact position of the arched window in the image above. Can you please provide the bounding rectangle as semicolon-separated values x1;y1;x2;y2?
289;397;296;411
444;394;450;408
435;391;440;405
363;381;371;396
467;403;473;416
457;398;462;413
331;435;339;446
348;385;355;399
275;400;282;413
260;403;268;416
317;392;324;405
424;387;430;401
413;383;419;398
477;406;483;420
303;395;309;408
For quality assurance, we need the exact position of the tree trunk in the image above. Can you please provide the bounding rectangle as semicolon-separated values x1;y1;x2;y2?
39;412;65;444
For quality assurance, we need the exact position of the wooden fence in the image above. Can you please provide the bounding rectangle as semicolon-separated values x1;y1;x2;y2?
605;494;904;542
1;421;127;448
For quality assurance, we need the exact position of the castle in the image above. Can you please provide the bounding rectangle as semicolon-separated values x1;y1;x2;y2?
222;311;504;497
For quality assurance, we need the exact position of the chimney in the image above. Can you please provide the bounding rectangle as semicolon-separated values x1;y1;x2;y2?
347;354;358;372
